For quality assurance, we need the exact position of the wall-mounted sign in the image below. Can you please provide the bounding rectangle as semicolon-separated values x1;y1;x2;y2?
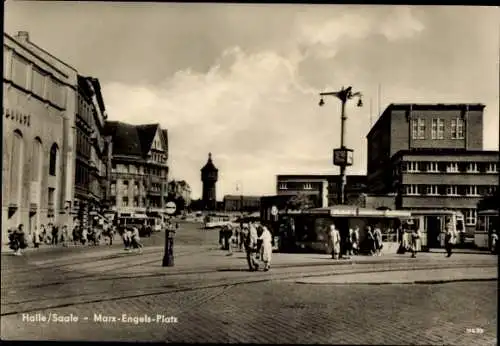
333;148;353;167
4;108;31;127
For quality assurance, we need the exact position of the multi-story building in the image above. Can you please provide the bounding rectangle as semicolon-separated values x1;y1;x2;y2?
2;31;77;242
276;174;368;208
73;75;108;229
223;195;261;212
104;121;169;217
167;180;192;210
366;103;499;233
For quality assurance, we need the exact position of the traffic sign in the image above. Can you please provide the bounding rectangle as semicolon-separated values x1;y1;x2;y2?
271;205;278;216
165;201;177;215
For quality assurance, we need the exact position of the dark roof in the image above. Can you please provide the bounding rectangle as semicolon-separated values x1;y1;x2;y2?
367;103;485;139
201;153;218;172
104;121;168;158
77;76;106;117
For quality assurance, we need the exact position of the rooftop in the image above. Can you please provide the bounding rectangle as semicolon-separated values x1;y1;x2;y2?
367;103;486;138
104;121;167;159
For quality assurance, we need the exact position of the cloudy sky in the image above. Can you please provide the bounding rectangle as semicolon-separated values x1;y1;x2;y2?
5;3;499;200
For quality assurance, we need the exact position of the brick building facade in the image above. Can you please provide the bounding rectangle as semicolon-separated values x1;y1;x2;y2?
2;32;77;242
223;195;261;212
366;103;499;234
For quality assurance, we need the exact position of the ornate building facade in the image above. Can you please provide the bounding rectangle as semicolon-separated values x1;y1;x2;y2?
2;31;77;243
73;76;109;229
104;122;169;218
201;153;218;211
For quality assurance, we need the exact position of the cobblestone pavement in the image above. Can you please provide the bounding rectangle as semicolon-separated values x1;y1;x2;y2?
1;222;497;344
1;280;496;345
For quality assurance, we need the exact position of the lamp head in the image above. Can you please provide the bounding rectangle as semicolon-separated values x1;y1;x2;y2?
319;98;325;107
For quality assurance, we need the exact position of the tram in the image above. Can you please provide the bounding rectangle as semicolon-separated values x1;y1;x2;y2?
407;210;465;250
276;205;411;254
204;213;231;229
474;209;499;250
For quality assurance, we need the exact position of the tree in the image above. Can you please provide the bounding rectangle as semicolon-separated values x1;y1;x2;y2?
286;192;314;211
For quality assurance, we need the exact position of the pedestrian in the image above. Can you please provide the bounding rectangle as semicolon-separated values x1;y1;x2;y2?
410;227;421;258
246;222;259;271
121;226;130;250
347;228;354;256
351;226;360;255
60;225;69;247
45;224;53;245
81;227;88;246
32;225;41;249
16;224;27;255
373;226;383;256
491;231;498;254
444;224;456;258
51;224;59;246
130;226;143;253
257;225;273;271
328;223;341;260
366;226;376;256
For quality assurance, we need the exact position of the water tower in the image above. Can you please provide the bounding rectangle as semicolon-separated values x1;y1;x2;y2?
201;153;218;210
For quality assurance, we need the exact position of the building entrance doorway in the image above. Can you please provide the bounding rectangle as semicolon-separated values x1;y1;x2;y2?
426;216;441;248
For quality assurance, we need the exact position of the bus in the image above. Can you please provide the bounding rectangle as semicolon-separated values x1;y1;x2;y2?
276;205;411;254
475;209;499;251
117;213;153;237
407;210;465;250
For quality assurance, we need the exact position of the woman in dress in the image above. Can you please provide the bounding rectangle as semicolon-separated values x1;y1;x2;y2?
258;225;273;271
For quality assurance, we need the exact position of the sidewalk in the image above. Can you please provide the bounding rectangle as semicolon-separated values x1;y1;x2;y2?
289;266;498;285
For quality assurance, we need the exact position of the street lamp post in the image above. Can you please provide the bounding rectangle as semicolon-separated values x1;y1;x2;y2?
319;86;363;205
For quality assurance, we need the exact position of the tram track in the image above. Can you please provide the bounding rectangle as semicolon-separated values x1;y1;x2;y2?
1;262;495;317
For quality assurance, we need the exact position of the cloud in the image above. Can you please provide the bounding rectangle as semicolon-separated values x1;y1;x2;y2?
95;6;497;200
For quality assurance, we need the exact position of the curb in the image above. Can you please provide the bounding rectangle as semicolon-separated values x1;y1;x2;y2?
294;277;498;285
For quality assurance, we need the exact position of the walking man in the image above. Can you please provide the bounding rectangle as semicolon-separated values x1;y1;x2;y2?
328;223;341;260
246;222;259;271
444;224;456;258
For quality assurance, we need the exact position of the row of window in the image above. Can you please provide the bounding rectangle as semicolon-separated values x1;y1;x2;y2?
151;152;167;164
412;117;464;140
110;181;165;195
76;128;92;158
111;163;168;177
404;184;497;196
403;162;498;174
109;196;165;208
7;51;67;108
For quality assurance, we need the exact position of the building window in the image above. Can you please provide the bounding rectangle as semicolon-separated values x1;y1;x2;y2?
451;118;465;139
133;198;139;207
31;67;46;98
11;54;28;89
466;186;479;197
304;183;312;190
10;130;24;206
49;143;58;176
110;181;116;196
426;185;439;196
486;163;498;173
465;209;477;226
48;187;55;209
112;163;117;170
406;162;420;173
431;118;445;139
446;163;459;173
446;185;458;196
134;181;139;194
466;163;479;173
405;185;419;196
412;118;425;140
122;197;128;207
427;162;439;173
279;183;287;190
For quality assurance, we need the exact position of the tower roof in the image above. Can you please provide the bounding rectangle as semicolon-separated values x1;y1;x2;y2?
201;152;218;172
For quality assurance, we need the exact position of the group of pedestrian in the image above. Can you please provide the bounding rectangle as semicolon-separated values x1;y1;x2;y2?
327;223;381;259
119;225;143;253
397;222;422;258
243;221;273;271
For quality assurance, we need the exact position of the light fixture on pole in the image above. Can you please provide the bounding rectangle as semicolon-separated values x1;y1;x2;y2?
318;86;363;206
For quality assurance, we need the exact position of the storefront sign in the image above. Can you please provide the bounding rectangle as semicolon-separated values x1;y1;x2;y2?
4;108;31;127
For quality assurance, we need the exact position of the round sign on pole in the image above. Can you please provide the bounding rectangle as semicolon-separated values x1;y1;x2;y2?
165;201;177;215
271;206;278;216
